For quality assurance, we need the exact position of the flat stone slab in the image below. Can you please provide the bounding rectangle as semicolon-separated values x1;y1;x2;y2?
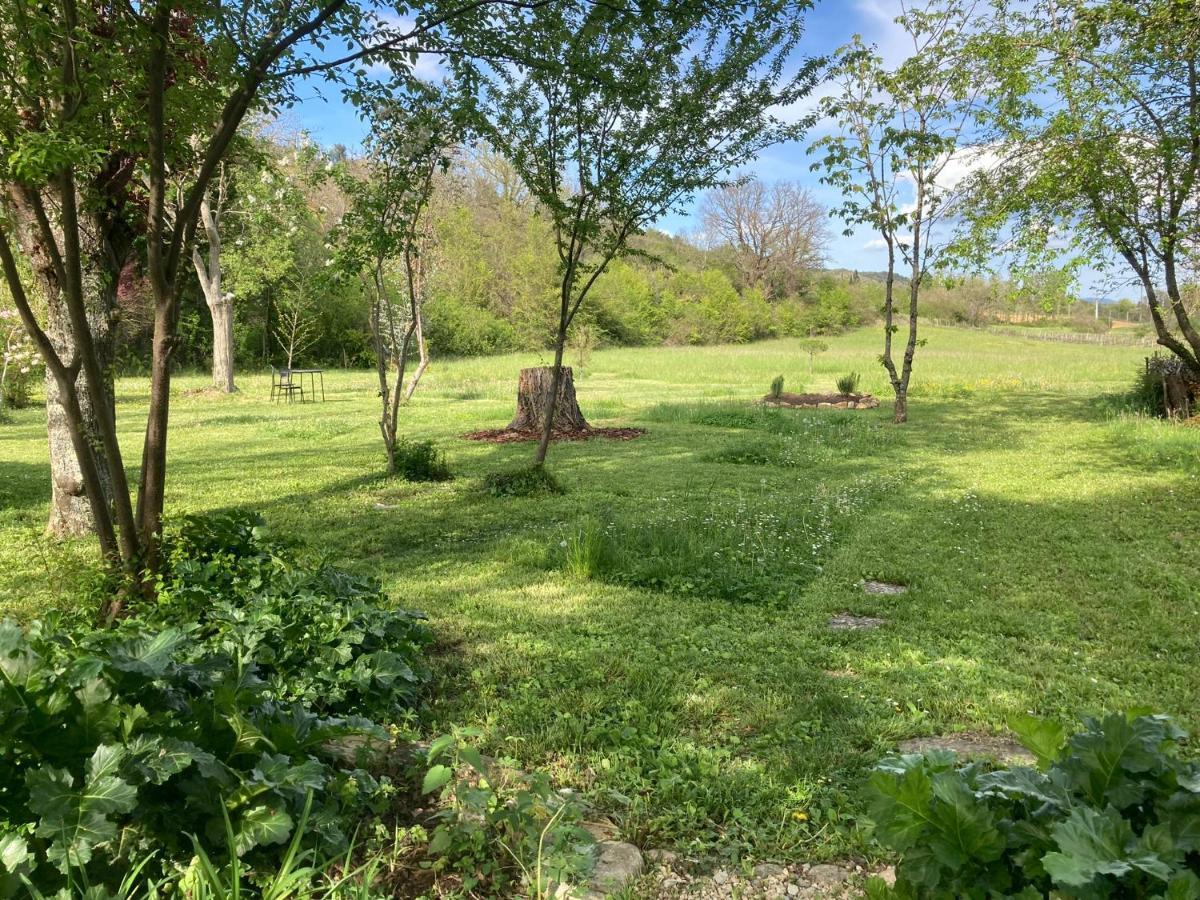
828;614;885;631
587;841;644;896
862;580;907;594
898;732;1035;766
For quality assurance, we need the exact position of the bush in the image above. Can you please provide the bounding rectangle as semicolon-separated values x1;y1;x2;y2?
769;375;785;399
420;731;594;896
392;439;452;482
483;465;564;498
836;372;861;395
1129;367;1167;416
153;510;432;719
866;712;1200;899
0;511;431;895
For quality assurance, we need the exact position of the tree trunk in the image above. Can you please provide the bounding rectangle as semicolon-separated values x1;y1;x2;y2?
210;298;235;392
893;386;908;424
1163;373;1194;418
509;365;589;434
12;199;118;538
403;308;430;402
194;189;235;392
43;265;116;536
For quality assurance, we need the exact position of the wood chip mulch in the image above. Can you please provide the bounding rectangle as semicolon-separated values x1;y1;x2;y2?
462;426;646;443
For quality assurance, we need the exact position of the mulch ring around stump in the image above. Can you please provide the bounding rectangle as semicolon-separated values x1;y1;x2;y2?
462;426;646;444
762;392;880;410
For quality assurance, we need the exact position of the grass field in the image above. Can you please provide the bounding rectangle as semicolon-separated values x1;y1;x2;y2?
2;325;1198;865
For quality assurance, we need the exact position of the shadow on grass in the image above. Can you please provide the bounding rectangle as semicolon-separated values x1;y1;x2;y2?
0;461;52;514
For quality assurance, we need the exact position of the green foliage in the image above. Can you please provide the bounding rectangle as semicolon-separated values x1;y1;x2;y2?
836;372;861;395
559;519;610;581
483;466;564;498
867;713;1200;898
1129;367;1168;417
153;510;432;719
0;511;431;895
550;476;895;604
421;731;594;897
390;440;452;483
769;375;785;399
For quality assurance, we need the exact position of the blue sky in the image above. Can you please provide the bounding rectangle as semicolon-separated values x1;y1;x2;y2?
289;1;1120;297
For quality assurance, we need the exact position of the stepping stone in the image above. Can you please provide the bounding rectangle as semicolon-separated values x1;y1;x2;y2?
828;614;885;631
807;864;851;886
898;732;1035;766
862;580;907;594
586;841;644;896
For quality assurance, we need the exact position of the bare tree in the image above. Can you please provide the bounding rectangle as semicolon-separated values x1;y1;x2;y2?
700;179;830;297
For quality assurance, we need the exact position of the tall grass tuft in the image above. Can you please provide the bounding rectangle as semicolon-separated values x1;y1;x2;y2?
836;372;860;395
769;375;784;399
559;519;609;579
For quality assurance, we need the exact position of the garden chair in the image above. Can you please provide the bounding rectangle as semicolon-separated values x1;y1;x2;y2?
270;365;304;403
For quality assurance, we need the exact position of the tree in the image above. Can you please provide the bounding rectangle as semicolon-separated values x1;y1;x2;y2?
700;179;829;298
812;0;985;423
335;84;459;475
0;0;536;593
462;0;818;465
796;337;828;376
191;163;237;392
964;0;1200;374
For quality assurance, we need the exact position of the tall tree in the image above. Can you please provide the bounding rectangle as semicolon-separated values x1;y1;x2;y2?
964;0;1200;373
700;179;830;298
0;0;536;594
812;0;985;423
462;0;819;465
334;84;459;474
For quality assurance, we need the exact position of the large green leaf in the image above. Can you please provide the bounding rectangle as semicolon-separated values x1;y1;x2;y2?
232;805;293;856
1063;714;1181;810
867;763;936;852
925;772;1005;870
1010;713;1067;770
976;766;1071;810
0;834;29;873
106;628;190;678
1042;805;1171;888
26;745;138;872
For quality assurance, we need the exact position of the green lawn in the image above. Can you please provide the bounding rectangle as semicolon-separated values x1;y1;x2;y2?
2;326;1198;864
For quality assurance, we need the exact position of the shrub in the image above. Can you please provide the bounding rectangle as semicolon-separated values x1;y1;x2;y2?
1129;367;1167;416
0;511;431;895
392;439;452;482
483;465;564;498
769;375;785;399
420;731;594;897
866;712;1200;899
836;372;860;395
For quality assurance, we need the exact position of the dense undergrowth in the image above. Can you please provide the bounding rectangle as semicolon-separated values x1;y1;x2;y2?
0;512;431;895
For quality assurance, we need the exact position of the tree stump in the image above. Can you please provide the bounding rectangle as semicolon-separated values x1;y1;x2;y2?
508;366;589;433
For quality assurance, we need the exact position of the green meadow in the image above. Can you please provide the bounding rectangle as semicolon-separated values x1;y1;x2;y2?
2;325;1198;862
